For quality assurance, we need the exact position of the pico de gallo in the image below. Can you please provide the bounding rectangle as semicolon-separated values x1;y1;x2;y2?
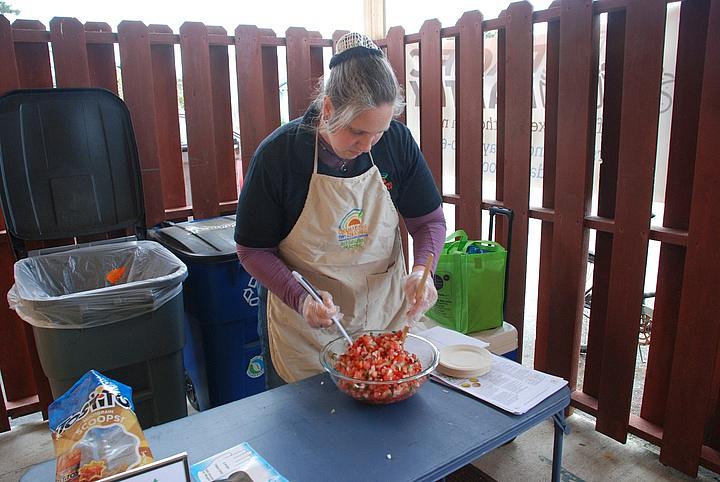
334;328;424;404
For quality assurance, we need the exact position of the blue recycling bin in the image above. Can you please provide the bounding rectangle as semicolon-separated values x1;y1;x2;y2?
150;216;265;410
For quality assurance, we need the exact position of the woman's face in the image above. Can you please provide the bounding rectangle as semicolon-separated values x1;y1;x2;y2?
322;98;394;160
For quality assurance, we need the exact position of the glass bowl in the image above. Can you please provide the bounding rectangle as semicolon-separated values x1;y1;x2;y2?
319;330;440;404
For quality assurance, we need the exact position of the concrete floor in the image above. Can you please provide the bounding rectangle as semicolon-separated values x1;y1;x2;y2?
2;405;719;482
2;312;718;481
2;309;716;481
473;411;720;481
0;412;52;482
2;217;717;481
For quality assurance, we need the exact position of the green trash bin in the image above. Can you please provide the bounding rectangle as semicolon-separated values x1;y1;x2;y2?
0;88;189;428
8;241;189;428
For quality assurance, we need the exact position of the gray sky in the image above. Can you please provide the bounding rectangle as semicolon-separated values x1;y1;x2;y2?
7;0;554;37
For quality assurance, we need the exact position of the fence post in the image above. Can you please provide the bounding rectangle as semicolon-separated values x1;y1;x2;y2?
84;22;118;92
497;1;533;354
594;0;666;444
117;21;166;227
384;25;409;269
235;25;277;181
0;17;18;432
0;17;53;425
12;20;53;89
534;11;560;373
149;24;186;211
385;26;406;124
286;27;315;120
259;29;281;144
661;0;720;474
49;17;90;87
641;0;709;427
207;26;237;206
0;15;19;94
545;0;600;388
418;19;442;187
455;11;484;241
309;30;324;84
543;0;599;388
0;15;16;236
179;22;221;220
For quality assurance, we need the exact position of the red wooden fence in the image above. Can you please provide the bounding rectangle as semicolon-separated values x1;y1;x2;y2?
0;0;718;476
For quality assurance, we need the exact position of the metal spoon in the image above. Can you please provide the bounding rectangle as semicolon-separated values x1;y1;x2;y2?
291;271;353;346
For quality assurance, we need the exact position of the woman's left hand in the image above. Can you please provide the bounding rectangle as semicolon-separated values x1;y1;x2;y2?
402;266;438;322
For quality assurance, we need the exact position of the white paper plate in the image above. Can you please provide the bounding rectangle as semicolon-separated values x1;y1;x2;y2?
437;344;492;378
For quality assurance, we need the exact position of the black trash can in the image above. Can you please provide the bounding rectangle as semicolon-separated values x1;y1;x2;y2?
0;88;189;428
150;216;266;410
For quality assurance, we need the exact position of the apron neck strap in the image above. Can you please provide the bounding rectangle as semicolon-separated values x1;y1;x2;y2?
314;130;376;174
313;131;319;174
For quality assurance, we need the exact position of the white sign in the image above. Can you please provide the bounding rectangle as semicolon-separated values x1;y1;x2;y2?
98;453;191;482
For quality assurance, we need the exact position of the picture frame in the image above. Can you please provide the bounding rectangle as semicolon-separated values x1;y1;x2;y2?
98;452;191;482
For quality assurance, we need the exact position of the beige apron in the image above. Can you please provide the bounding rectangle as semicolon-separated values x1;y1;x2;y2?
266;134;407;383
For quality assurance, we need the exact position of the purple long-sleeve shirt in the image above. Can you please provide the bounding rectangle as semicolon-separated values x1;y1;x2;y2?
236;206;446;313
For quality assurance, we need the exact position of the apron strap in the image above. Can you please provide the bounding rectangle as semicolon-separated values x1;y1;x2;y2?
314;130;376;172
313;131;319;174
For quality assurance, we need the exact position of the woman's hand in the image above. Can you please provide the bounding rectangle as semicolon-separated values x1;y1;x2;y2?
402;266;438;322
300;291;342;328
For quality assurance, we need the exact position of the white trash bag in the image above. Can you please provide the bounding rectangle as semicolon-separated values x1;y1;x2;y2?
8;240;187;329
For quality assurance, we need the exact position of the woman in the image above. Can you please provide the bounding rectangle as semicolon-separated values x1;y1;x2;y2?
235;32;446;387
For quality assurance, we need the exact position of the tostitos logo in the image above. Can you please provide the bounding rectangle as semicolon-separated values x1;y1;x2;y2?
337;208;368;250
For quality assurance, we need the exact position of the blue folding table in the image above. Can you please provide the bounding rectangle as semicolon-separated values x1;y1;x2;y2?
22;373;570;481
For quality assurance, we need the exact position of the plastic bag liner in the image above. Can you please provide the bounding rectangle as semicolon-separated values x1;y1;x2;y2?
8;240;188;329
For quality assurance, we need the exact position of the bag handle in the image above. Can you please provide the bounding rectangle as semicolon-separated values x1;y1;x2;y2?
443;231;508;255
442;230;470;255
445;230;468;243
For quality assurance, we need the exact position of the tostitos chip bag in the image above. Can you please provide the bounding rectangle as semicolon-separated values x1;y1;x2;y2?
49;370;154;482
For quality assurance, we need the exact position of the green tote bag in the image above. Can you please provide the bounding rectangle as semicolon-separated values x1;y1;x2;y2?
427;230;506;334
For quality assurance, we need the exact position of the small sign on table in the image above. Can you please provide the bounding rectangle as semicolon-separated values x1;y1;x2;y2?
98;453;191;482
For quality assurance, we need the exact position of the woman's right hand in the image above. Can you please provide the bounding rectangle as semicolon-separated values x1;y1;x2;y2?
300;291;342;328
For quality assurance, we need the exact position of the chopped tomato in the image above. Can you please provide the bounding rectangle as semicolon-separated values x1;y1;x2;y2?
334;329;424;404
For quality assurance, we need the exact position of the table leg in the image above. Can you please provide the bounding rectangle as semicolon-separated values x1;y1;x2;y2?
551;411;569;482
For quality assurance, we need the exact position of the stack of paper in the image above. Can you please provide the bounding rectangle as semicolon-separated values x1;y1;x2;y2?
417;326;567;415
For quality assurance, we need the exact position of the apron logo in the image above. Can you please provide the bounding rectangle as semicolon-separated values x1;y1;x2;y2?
337;208;368;250
381;172;393;191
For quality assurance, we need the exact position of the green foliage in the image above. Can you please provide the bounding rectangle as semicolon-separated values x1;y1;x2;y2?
177;78;184;111
0;1;20;15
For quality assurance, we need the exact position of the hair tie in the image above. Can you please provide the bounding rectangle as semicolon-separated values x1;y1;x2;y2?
330;32;383;69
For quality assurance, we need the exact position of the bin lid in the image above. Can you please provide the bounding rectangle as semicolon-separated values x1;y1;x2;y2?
149;216;237;262
0;88;145;241
469;322;518;355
